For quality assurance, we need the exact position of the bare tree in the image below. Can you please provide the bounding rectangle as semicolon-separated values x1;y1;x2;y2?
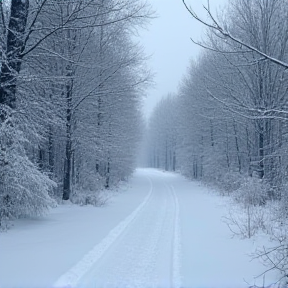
182;0;288;69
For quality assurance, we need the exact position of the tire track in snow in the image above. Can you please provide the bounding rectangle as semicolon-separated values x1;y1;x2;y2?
77;178;173;288
93;188;169;288
164;183;182;288
170;184;182;288
53;177;153;288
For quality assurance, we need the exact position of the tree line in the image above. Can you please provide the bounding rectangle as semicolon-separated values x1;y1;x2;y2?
0;0;152;228
146;0;288;283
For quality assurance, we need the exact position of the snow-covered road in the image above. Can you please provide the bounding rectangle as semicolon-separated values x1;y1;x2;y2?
0;169;278;288
59;173;182;288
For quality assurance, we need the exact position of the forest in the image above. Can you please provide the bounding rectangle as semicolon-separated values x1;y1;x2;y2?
1;0;288;284
145;0;288;282
0;0;152;227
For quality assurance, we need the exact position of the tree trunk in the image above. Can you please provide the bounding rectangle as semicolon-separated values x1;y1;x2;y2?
210;120;214;147
0;0;29;190
105;159;110;189
172;150;176;171
38;147;45;171
233;120;241;172
48;126;54;174
225;122;230;169
62;81;73;200
0;0;29;110
165;140;168;171
259;123;264;179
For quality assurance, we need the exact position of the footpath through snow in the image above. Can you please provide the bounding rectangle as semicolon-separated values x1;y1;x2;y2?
0;168;280;288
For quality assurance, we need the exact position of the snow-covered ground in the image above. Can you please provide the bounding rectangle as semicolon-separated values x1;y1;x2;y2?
0;168;279;288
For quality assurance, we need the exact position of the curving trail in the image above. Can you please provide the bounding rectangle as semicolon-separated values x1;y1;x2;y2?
53;169;278;288
55;170;182;288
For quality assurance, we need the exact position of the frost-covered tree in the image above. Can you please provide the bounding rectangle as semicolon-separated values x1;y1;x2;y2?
177;0;288;189
0;0;56;228
0;0;153;226
147;95;178;171
182;0;288;69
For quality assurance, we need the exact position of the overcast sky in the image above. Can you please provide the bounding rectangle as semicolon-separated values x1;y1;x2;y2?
139;0;228;119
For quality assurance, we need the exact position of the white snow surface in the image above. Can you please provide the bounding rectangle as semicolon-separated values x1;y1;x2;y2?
0;168;280;288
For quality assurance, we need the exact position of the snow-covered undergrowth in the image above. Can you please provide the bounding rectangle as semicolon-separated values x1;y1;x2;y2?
69;179;131;207
0;168;285;288
211;173;288;287
0;172;151;288
70;189;110;207
0;116;57;231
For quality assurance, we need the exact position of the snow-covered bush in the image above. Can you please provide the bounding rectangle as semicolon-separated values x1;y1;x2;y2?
0;117;56;230
279;184;288;219
217;171;245;196
201;152;228;185
255;198;288;286
232;177;269;207
224;179;288;283
223;203;267;239
255;217;288;287
70;190;109;207
77;170;106;192
223;177;270;238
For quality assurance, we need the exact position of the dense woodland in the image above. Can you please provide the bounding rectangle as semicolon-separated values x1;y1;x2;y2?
1;0;287;284
146;0;288;282
0;0;152;227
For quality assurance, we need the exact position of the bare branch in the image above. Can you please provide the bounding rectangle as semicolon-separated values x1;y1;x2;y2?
182;0;288;69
